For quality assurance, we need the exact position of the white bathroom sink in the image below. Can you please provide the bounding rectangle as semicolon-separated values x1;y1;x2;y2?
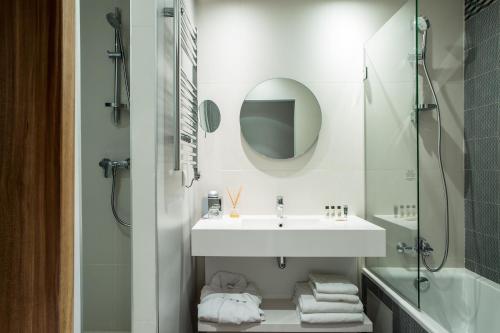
191;215;386;257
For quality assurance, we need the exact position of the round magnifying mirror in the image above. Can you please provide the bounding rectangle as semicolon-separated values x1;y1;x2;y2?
240;78;322;159
199;100;221;133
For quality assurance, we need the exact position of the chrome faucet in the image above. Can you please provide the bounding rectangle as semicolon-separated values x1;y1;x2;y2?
276;195;284;218
397;238;434;257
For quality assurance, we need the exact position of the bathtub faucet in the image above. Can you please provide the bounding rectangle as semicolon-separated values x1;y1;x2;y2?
397;238;434;257
396;241;417;255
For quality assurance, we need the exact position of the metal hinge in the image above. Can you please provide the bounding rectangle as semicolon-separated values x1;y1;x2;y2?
163;7;174;17
363;66;368;81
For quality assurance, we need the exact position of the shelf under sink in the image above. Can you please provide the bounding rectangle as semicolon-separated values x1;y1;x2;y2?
198;299;373;332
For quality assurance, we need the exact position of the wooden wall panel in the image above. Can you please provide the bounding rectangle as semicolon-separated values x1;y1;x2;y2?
0;0;74;332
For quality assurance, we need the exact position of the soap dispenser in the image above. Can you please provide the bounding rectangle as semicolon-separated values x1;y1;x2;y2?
207;190;222;218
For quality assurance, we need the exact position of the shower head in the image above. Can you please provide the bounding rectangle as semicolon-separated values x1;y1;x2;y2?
415;16;431;32
106;12;121;30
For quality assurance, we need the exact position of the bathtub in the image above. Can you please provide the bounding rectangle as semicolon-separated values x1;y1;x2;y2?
363;267;500;333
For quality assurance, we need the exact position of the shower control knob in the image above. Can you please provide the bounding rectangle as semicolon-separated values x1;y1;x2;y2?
99;158;112;178
419;239;434;257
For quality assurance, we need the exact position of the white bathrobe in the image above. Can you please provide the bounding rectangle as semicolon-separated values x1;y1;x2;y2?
198;290;264;325
198;272;264;325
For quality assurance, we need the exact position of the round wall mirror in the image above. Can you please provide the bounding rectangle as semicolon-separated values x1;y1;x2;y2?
240;78;322;159
199;100;221;133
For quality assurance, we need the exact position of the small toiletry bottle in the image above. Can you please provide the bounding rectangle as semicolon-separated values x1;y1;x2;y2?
406;205;410;217
399;205;405;218
337;206;342;218
325;205;330;217
330;206;335;218
343;204;348;218
412;204;417;216
394;205;398;218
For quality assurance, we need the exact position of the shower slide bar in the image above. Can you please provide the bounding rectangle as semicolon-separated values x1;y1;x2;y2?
163;0;200;185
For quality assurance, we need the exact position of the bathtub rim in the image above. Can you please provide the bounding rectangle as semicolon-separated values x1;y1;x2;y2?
362;267;447;333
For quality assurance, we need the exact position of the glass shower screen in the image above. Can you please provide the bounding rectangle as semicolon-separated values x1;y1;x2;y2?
364;0;420;307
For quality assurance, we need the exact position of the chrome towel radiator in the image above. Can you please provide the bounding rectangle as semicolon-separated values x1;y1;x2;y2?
164;0;200;186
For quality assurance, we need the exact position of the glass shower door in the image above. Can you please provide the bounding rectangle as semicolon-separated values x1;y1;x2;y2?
364;0;420;307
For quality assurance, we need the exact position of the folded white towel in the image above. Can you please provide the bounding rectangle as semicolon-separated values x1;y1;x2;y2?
298;310;364;324
294;283;363;314
198;292;264;325
309;273;359;295
209;271;248;293
308;281;359;303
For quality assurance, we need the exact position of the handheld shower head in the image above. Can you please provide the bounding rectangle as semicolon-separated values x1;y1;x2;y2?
413;16;431;60
106;12;121;30
415;16;431;32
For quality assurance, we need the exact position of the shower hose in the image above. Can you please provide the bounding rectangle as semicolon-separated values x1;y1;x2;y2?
420;58;449;272
111;166;131;228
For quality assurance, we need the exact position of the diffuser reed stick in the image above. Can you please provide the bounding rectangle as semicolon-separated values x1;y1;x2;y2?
227;186;242;218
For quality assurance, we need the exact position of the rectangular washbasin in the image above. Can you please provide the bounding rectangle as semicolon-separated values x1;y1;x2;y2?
191;215;386;257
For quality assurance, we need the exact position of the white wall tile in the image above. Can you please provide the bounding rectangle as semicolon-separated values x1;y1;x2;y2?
195;0;408;297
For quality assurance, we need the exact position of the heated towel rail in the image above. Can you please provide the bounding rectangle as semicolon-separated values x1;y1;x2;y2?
164;0;200;186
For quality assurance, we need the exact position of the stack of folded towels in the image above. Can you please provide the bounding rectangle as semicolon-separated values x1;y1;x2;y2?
294;273;364;324
198;271;265;325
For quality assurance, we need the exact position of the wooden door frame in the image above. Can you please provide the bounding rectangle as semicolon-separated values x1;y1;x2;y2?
61;0;76;331
0;0;75;331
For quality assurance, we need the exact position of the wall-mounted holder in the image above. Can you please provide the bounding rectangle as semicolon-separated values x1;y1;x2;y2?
105;7;130;125
277;256;286;269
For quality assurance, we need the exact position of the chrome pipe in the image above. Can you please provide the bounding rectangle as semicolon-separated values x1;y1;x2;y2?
112;28;120;124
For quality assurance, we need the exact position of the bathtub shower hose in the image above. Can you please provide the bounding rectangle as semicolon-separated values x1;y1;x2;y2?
420;56;449;273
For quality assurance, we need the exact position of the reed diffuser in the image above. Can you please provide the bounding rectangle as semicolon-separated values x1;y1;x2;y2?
227;186;242;218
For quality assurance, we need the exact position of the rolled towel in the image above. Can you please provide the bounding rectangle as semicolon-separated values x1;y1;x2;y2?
294;283;363;314
308;281;359;303
209;271;248;293
309;273;359;295
299;310;364;324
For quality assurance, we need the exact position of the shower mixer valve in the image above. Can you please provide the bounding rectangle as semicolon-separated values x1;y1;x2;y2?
99;158;130;178
397;238;434;257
